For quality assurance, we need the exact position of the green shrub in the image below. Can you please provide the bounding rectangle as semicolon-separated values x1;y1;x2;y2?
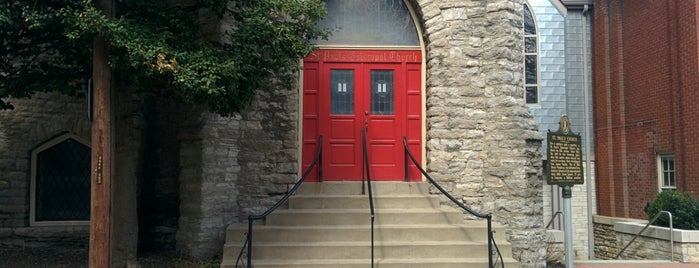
646;190;699;230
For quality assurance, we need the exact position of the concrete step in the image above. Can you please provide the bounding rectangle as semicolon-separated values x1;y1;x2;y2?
221;257;520;268
265;208;465;225
221;181;517;267
226;222;507;243
224;240;512;260
288;194;441;209
295;182;431;196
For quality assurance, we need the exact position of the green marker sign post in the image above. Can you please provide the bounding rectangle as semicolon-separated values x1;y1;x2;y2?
547;115;584;268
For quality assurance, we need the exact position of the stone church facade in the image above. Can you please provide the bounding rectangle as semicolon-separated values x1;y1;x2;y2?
0;0;551;267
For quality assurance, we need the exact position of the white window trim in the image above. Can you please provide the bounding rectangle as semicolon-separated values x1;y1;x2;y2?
30;133;91;226
657;154;676;191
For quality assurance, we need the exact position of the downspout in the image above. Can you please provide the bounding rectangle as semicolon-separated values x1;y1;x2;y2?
582;4;595;259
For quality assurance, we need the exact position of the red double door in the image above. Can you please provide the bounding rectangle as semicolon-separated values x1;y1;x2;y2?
302;50;422;181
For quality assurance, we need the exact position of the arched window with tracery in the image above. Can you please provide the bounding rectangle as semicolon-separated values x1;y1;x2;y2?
30;133;91;226
524;3;539;104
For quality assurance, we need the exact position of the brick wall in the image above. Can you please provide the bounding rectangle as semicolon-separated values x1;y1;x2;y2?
593;0;699;219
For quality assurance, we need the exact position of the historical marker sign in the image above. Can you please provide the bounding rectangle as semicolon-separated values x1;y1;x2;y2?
547;115;584;186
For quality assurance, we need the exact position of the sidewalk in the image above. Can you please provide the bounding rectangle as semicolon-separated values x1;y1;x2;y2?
575;260;699;268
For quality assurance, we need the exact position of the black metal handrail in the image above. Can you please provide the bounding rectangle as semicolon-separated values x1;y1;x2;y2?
235;136;323;267
403;137;504;268
546;211;564;229
361;129;376;268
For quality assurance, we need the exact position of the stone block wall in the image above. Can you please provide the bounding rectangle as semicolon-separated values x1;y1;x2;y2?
415;0;546;266
593;215;621;259
177;110;242;258
0;92;90;245
683;243;699;263
615;221;699;263
176;87;299;259
593;217;699;263
0;89;150;267
235;89;299;218
617;232;675;261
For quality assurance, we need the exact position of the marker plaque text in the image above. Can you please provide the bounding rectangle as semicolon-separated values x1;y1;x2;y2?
547;115;584;186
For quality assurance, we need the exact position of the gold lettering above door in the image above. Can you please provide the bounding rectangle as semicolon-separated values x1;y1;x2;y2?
305;50;421;63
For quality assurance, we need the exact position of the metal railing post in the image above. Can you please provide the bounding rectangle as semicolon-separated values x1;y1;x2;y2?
362;130;376;268
318;141;323;182
402;136;504;267
487;216;494;268
669;212;674;262
616;210;674;261
246;218;253;267
404;145;409;181
545;211;564;229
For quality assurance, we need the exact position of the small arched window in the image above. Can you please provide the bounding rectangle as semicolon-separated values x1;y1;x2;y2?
524;3;539;104
30;133;91;226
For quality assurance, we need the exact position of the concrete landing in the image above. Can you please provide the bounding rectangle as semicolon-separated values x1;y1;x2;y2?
575;261;699;268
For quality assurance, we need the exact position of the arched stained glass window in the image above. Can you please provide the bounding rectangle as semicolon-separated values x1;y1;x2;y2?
31;134;91;225
524;3;539;104
315;0;419;46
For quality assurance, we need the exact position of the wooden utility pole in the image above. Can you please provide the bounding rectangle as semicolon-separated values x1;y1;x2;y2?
89;0;114;267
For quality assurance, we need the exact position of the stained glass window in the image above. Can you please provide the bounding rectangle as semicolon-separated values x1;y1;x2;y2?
34;138;91;222
525;55;537;84
524;4;536;35
331;70;354;114
523;4;539;104
371;70;394;115
316;0;419;46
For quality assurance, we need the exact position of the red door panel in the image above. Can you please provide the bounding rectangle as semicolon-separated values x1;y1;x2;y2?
302;62;320;178
364;63;402;180
302;50;422;181
321;64;361;180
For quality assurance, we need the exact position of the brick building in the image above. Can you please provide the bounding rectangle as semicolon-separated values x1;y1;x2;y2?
592;0;699;220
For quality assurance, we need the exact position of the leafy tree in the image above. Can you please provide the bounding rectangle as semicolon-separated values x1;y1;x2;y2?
1;0;328;115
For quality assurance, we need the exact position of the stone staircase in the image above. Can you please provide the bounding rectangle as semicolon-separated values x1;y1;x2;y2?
221;182;518;267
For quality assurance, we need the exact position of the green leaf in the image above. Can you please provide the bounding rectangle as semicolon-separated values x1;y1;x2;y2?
1;0;329;116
